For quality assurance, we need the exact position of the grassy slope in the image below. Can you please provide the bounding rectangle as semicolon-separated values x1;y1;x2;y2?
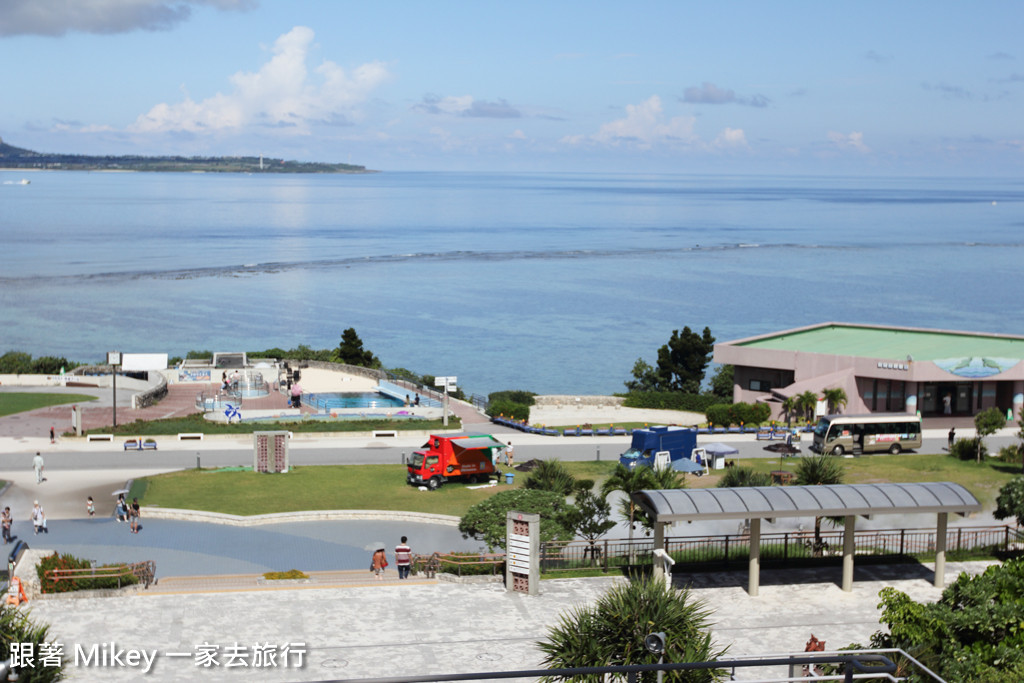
0;392;98;417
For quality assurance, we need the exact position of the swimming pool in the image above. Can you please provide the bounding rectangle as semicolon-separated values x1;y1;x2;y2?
305;392;406;411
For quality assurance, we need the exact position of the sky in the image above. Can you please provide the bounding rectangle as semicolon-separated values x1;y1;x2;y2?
1;0;1023;175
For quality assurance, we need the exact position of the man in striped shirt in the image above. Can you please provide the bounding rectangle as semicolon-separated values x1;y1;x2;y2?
395;536;412;579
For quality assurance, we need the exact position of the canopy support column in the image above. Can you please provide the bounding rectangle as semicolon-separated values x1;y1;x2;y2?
934;512;948;588
652;521;666;582
748;517;761;596
842;515;855;592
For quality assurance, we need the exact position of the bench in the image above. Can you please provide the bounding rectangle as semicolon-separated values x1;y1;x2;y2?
124;440;158;451
372;430;398;438
87;434;114;441
177;433;204;441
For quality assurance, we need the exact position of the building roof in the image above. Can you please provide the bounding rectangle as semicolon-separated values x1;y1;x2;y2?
731;323;1024;360
633;482;981;523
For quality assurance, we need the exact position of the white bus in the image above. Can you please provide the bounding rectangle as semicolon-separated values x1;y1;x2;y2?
810;413;922;456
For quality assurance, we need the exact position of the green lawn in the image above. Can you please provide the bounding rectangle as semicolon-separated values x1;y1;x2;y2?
135;452;1018;517
137;461;618;517
0;392;98;417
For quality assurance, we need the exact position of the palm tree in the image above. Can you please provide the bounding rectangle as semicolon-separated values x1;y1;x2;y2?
601;464;655;547
822;387;848;415
794;454;845;556
797;390;819;424
781;395;798;427
630;467;687;535
717;466;772;488
538;577;727;682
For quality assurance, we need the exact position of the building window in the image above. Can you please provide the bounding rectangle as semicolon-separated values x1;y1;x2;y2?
749;379;772;392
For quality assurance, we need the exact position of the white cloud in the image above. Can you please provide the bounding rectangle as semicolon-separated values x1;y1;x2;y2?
509;129;527;140
130;26;389;135
414;95;521;118
579;96;697;149
714;127;748;148
827;130;870;153
0;0;254;37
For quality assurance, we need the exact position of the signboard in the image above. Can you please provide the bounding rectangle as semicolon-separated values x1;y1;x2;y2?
506;511;539;595
122;353;169;372
434;375;458;390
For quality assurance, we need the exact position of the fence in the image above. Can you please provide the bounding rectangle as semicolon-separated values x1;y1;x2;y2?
45;560;156;591
540;524;1024;574
413;552;504;578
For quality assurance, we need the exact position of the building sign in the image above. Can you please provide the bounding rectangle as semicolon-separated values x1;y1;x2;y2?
506;511;539;595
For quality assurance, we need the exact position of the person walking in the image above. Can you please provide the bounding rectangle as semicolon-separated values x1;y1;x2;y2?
129;498;141;534
32;451;45;484
506;441;514;468
50;425;55;444
31;501;47;534
371;546;387;581
948;427;956;451
395;536;412;580
115;494;127;522
1;506;12;544
86;496;95;517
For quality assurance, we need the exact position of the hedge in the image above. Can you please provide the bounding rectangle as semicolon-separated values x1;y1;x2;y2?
37;552;140;593
621;392;723;412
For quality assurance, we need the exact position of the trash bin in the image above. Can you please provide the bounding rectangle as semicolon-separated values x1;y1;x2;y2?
505;472;515;485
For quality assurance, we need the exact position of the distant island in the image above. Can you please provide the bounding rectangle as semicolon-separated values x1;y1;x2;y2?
0;137;371;174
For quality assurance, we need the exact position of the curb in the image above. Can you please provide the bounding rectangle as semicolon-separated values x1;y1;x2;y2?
139;507;462;527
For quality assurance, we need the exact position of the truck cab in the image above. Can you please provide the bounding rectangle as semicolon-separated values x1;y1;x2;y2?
619;426;698;470
407;433;505;490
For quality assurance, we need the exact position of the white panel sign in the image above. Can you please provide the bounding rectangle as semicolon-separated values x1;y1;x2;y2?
122;353;168;371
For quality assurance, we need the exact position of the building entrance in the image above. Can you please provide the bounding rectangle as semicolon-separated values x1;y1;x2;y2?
921;382;973;416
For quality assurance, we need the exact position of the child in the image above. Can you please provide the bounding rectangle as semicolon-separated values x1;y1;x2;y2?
86;496;95;517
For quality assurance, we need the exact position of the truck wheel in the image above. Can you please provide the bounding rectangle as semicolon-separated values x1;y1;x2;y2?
889;443;902;454
427;477;441;490
831;445;844;456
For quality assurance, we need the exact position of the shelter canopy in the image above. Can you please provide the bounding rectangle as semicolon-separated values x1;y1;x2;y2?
633;482;981;524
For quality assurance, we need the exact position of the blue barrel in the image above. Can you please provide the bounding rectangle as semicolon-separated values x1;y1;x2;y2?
505;472;515;485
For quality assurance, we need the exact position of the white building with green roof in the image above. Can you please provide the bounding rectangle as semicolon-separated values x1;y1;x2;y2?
714;322;1024;420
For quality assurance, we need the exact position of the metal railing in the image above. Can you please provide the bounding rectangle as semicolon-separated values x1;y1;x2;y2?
540;524;1023;573
45;560;156;591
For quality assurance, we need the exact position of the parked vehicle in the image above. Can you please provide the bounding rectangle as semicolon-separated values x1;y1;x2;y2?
407;433;506;490
618;426;698;470
810;413;922;455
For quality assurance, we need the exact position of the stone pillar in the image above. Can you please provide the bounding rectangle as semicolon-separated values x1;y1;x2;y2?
935;512;948;589
748;518;761;597
841;515;855;592
1013;381;1024;421
905;383;918;415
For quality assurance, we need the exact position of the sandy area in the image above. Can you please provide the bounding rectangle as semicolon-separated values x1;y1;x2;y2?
529;401;704;428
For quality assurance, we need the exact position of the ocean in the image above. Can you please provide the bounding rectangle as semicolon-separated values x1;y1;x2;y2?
1;170;1021;397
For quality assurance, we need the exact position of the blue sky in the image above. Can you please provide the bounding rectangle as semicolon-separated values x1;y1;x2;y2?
1;0;1022;175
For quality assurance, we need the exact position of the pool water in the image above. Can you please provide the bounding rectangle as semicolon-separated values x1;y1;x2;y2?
305;392;406;411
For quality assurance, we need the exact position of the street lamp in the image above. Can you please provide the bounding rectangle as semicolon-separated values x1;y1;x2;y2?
107;351;121;428
644;632;667;683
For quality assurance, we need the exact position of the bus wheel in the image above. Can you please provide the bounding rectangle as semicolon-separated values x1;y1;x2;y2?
831;445;844;456
889;444;902;454
428;477;441;490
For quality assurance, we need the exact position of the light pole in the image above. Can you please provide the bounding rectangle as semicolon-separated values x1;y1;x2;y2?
107;351;121;429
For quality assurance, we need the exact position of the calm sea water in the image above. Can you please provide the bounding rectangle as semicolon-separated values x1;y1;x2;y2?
1;170;1021;396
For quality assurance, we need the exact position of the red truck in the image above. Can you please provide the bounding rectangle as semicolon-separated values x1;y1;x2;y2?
407;433;505;490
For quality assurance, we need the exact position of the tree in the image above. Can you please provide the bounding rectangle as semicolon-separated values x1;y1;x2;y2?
821;387;848;415
1;602;64;682
624;358;660;393
560;489;616;566
601;464;655;547
781;395;797;427
332;327;380;368
630;467;686;535
994;477;1024;526
973;407;1006;463
708;364;734;401
537;577;728;682
458;489;573;550
655;327;716;394
796;390;819;424
865;558;1024;682
525;460;577;496
794;454;845;556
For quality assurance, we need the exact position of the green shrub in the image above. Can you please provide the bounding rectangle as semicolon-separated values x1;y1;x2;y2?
524;460;576;495
705;403;733;427
263;569;309;580
950;437;987;461
1;603;63;682
717;466;772;488
621;391;722;412
997;444;1024;464
488;398;530;422
488;390;537;406
36;552;140;593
